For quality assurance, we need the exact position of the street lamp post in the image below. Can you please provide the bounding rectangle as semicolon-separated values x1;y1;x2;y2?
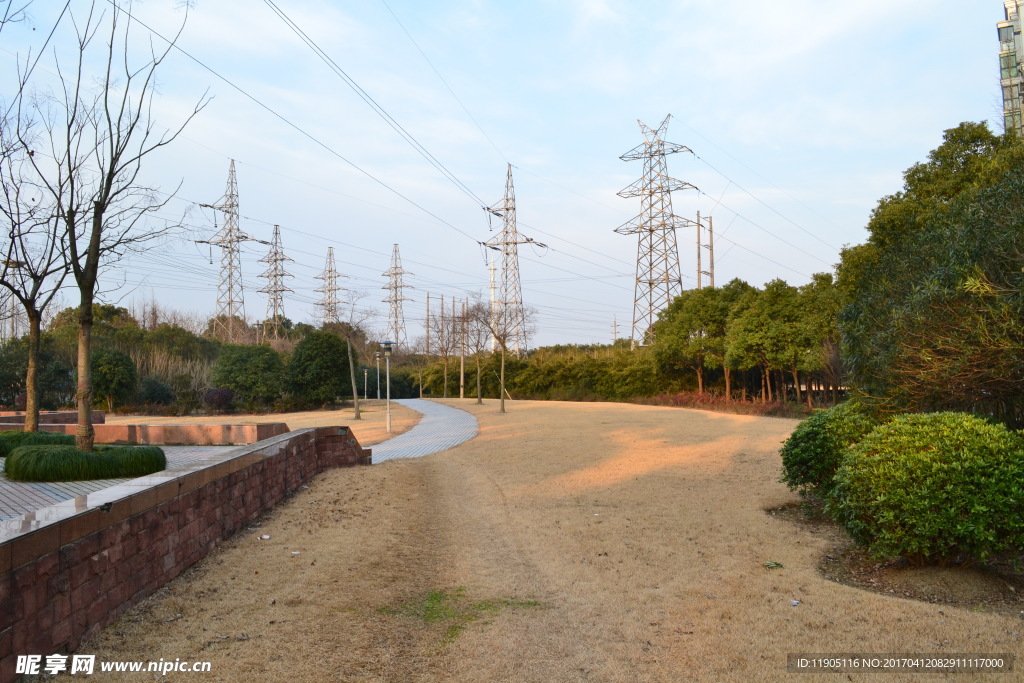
381;341;394;433
363;368;368;401
374;352;382;400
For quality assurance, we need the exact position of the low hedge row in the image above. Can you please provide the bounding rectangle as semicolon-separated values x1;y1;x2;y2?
3;444;166;482
0;430;76;458
780;407;1024;565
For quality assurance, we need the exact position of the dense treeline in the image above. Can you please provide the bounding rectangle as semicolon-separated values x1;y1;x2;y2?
0;305;409;413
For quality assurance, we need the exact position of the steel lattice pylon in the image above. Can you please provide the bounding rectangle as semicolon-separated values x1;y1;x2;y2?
202;160;249;343
258;224;293;340
381;243;412;348
615;114;695;346
484;164;536;357
315;247;345;325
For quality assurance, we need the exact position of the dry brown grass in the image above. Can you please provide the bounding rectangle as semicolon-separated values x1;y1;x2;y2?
79;399;1023;681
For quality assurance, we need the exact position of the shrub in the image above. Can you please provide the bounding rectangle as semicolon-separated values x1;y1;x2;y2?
3;444;166;481
289;331;351;406
137;376;175;406
0;430;75;458
831;412;1024;565
212;344;287;407
91;349;138;411
779;400;878;498
203;387;235;413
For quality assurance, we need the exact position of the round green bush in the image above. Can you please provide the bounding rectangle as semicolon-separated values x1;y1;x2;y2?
3;444;166;482
778;400;878;498
831;412;1024;565
0;430;76;458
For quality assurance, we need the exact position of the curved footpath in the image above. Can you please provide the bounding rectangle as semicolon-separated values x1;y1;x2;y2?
371;398;478;464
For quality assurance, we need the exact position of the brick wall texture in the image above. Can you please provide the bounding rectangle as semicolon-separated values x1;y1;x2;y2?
0;427;370;682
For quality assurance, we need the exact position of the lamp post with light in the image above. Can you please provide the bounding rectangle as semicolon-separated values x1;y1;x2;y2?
374;351;382;400
381;341;394;433
363;368;368;401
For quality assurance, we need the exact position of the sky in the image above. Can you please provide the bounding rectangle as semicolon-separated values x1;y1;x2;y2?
0;0;1009;348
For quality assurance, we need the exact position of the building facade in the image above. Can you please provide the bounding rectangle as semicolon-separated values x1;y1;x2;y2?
999;1;1024;136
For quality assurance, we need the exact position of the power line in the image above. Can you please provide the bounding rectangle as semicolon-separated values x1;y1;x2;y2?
108;0;481;245
261;0;488;209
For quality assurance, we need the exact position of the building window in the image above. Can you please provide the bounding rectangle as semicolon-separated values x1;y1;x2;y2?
1000;25;1015;44
1002;53;1019;80
1005;111;1022;133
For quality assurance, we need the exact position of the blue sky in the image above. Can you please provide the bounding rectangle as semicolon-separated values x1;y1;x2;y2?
0;0;1007;347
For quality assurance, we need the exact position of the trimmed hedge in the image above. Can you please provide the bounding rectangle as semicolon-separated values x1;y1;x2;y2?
831;412;1024;564
0;430;76;458
778;400;878;498
3;444;166;482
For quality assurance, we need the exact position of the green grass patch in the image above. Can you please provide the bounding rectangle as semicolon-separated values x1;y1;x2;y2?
0;430;75;458
379;588;544;645
3;444;166;482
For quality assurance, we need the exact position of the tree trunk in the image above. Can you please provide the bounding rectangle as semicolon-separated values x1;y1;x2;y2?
791;366;801;405
443;357;449;398
724;367;732;402
24;310;42;433
806;375;814;410
347;339;361;420
696;360;704;394
76;300;95;451
499;346;506;413
763;367;772;403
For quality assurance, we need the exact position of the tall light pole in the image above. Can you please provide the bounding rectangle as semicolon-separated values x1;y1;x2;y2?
363;368;368;401
381;341;394;433
374;351;382;400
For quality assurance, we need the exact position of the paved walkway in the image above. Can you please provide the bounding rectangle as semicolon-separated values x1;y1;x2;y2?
0;445;232;520
371;399;478;464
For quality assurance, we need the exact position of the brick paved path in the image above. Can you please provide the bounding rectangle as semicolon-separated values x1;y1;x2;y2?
371;399;478;464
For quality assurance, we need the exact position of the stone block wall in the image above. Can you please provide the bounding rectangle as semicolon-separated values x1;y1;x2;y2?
0;427;370;682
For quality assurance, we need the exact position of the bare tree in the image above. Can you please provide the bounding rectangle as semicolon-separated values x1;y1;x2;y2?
0;114;69;430
464;299;492;405
427;294;458;397
15;1;206;449
334;289;376;420
471;301;534;413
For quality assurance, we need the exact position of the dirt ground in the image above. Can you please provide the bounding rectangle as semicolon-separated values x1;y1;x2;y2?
79;399;1023;681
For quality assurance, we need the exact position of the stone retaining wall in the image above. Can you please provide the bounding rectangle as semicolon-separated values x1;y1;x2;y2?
0;427;370;682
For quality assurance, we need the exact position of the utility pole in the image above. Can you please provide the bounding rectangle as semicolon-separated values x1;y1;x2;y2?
612;316;618;346
382;244;412;349
199;160;247;343
258;224;293;340
482;164;543;357
705;215;715;289
460;298;466;399
615;115;694;347
315;247;345;325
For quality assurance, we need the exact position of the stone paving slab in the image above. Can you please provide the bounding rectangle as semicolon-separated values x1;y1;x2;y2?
371;399;478;464
0;445;233;519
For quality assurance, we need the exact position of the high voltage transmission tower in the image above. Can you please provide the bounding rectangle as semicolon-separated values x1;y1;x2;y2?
382;243;412;348
482;164;542;357
258;224;293;341
198;160;268;343
315;247;345;325
615;114;694;347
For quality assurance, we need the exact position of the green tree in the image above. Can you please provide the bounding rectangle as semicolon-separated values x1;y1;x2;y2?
839;122;1024;424
289;330;350;407
91;349;137;412
211;345;287;408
